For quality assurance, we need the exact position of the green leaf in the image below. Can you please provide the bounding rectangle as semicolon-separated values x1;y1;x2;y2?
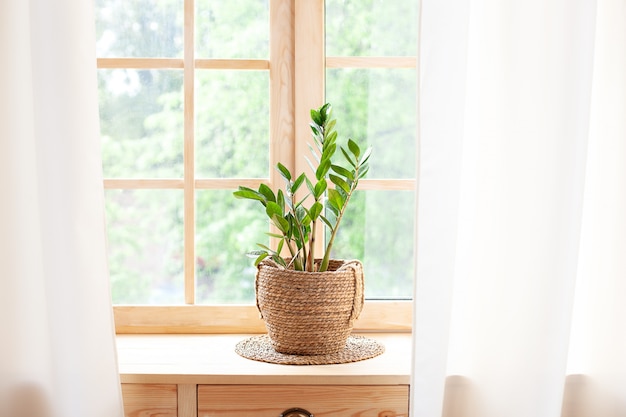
308;202;323;221
305;176;316;195
266;201;283;219
265;232;284;239
359;146;372;165
295;205;307;223
321;144;337;161
285;195;294;210
310;109;322;126
285;214;294;239
271;214;290;233
271;254;287;267
358;165;370;179
277;189;285;211
291;173;306;194
300;213;312;227
329;174;351;194
296;205;312;227
276;238;284;255
255;243;274;253
341;147;357;168
310;122;323;138
319;215;334;231
325;119;336;135
328;188;345;210
319;103;331;123
254;252;269;266
315;158;331;181
330;164;354;182
314;178;327;199
347;139;361;159
258;183;276;203
233;187;266;204
247;249;269;258
291;222;302;242
323;130;336;146
276;162;292;181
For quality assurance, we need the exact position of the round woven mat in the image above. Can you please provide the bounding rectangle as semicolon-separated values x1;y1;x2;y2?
235;334;385;365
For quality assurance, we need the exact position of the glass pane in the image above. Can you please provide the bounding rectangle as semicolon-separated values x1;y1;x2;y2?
326;68;417;179
329;190;415;299
195;70;269;178
95;0;183;58
326;0;418;56
105;190;184;304
99;69;184;178
196;190;267;304
195;0;269;59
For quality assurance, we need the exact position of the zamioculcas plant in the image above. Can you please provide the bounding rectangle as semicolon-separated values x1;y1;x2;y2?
233;103;371;272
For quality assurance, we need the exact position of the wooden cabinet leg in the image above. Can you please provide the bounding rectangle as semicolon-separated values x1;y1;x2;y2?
178;384;197;417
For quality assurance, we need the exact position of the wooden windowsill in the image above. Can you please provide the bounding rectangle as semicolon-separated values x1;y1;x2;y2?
116;333;412;386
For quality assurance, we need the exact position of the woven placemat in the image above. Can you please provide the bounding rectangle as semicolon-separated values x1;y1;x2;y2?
235;334;385;365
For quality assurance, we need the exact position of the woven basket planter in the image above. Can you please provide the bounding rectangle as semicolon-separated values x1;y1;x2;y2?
255;259;365;355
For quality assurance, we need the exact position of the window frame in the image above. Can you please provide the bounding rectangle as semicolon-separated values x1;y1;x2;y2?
98;0;416;333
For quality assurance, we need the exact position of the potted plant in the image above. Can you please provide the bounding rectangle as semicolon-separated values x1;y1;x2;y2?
233;103;371;356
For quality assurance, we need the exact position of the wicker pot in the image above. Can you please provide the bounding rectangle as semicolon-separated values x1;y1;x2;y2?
255;259;364;355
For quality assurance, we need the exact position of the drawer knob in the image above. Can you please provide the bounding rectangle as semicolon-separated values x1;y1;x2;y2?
280;407;313;417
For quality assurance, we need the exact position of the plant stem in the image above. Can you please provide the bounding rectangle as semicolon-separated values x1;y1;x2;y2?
285;238;303;270
319;179;359;272
307;219;316;271
288;192;308;271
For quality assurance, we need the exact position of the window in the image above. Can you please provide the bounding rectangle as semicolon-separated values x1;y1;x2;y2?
325;0;418;298
95;0;417;332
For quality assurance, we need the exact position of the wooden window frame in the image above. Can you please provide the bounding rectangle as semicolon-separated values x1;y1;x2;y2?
100;0;415;334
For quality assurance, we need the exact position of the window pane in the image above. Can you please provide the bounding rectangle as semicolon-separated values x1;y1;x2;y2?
99;69;184;178
195;0;269;59
95;0;183;58
326;68;417;179
329;190;415;299
196;190;267;304
325;0;418;56
195;70;269;178
105;190;184;304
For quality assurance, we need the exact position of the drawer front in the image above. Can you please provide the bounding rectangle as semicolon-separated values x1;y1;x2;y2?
122;383;178;417
197;385;409;417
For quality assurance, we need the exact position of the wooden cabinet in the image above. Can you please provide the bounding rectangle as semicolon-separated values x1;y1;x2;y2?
197;385;409;417
117;334;411;417
122;383;408;417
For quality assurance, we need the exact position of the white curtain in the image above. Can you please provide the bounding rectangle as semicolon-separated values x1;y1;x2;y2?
413;0;626;416
0;1;123;416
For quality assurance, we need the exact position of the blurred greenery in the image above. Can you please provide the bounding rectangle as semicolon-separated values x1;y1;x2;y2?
95;0;417;304
195;70;269;178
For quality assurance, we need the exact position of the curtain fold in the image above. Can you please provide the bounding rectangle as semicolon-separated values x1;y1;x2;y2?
0;1;123;416
413;0;626;416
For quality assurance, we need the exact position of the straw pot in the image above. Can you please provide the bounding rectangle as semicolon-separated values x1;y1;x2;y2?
255;258;364;355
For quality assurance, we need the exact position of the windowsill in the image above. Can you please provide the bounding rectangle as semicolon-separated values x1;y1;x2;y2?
116;332;412;385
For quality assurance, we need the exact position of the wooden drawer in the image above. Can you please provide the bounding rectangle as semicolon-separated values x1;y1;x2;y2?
197;384;409;417
122;383;178;417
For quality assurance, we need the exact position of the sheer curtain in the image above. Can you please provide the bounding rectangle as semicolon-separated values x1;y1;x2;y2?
0;1;123;416
413;0;626;416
